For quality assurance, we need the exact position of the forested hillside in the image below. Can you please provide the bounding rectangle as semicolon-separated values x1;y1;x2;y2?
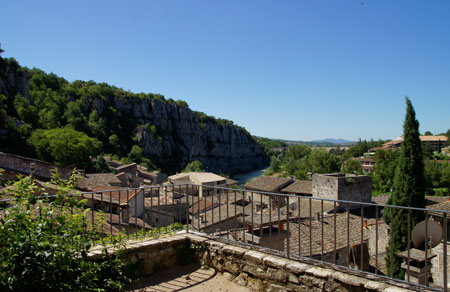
0;56;268;174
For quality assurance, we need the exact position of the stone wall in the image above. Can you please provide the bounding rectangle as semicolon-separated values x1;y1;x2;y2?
0;152;74;180
90;232;417;292
431;242;450;289
312;173;372;204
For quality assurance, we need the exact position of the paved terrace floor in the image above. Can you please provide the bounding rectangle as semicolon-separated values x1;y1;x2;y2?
126;262;250;292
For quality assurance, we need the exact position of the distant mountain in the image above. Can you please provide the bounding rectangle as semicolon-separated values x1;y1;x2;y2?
311;138;354;145
272;138;355;146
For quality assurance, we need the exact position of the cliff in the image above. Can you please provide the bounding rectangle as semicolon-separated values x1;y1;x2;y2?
0;57;268;174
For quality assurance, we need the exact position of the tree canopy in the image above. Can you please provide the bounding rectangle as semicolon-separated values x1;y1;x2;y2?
182;160;204;173
27;127;102;169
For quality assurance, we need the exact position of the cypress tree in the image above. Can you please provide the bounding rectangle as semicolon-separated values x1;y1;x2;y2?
385;97;426;278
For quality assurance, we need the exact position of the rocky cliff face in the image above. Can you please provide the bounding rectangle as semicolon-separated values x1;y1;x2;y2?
0;58;30;101
0;57;268;174
112;96;268;173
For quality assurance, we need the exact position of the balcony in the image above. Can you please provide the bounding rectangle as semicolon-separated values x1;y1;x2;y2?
2;183;449;291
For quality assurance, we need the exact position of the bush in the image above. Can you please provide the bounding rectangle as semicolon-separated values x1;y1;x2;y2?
0;170;136;291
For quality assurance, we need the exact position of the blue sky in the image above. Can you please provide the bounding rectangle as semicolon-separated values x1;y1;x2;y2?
1;0;449;141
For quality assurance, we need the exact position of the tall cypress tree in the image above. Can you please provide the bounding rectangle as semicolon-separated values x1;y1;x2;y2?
385;97;426;278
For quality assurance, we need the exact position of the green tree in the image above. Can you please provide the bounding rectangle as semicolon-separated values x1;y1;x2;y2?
341;159;363;174
0;94;7;128
441;162;450;188
109;134;120;153
13;94;37;125
385;98;425;278
372;149;399;193
88;110;107;139
183;160;203;172
424;160;442;192
28;127;102;169
302;148;340;174
127;145;144;163
64;101;87;131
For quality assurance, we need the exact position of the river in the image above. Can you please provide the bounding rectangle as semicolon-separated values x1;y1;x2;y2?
230;166;269;187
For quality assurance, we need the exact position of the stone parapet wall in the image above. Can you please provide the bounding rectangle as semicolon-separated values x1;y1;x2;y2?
89;232;418;292
0;152;74;180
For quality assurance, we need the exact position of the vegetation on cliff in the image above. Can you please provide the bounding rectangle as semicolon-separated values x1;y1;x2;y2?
0;56;268;174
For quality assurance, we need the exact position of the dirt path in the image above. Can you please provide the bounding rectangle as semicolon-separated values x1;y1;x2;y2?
126;263;250;292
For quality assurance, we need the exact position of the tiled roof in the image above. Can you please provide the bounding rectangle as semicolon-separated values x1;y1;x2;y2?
244;176;293;193
281;180;312;195
420;135;448;142
85;186;143;205
189;199;220;214
77;173;122;191
288;213;369;257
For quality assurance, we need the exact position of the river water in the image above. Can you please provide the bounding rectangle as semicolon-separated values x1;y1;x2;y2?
230;167;269;187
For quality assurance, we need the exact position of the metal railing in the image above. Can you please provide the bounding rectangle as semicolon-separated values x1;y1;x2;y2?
1;183;449;291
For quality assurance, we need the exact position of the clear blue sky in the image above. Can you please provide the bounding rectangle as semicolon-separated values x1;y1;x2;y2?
1;0;449;141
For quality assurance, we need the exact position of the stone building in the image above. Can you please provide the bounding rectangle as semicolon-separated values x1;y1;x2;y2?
312;173;372;205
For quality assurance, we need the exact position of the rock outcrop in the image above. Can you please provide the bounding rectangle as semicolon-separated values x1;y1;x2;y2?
113;96;268;173
0;57;268;174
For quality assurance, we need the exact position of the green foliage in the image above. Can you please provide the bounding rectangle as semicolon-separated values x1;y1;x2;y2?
385;98;425;279
440;162;450;188
108;134;120;154
28;127;102;169
372;150;399;193
1;56;262;174
341;159;363;174
254;136;288;156
264;144;340;179
124;145;157;171
88;110;107;139
127;145;144;163
344;138;385;159
0;172;136;291
92;156;112;173
13;94;37;125
0;94;7;128
183;160;204;172
301;148;340;174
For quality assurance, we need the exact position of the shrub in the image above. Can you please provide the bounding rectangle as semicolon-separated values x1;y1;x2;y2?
0;170;136;291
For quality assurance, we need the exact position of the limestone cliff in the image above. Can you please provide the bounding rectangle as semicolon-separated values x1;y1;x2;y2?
0;56;268;174
110;96;268;173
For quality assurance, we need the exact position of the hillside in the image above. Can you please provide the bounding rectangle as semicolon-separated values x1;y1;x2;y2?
0;56;268;174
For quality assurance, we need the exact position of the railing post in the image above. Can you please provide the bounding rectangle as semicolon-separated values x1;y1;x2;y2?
444;212;448;292
375;205;379;275
286;196;290;260
186;185;189;233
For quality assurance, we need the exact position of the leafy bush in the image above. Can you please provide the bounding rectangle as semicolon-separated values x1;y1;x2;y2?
0;171;136;291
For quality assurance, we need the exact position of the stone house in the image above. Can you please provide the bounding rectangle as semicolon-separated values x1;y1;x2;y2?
145;193;189;227
82;186;145;220
168;172;228;197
